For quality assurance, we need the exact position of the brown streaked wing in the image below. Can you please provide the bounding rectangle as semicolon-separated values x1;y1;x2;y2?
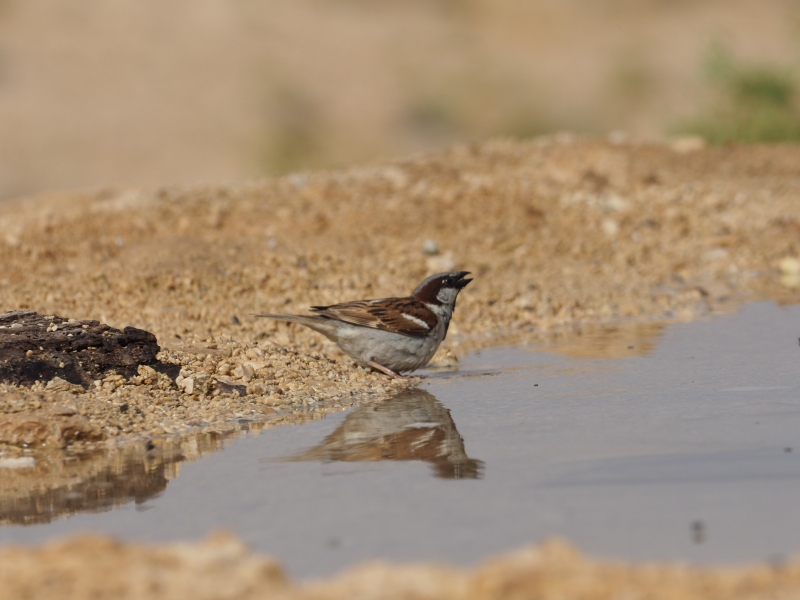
310;298;438;337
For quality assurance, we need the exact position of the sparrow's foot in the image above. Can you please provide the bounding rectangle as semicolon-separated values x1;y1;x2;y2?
366;360;404;379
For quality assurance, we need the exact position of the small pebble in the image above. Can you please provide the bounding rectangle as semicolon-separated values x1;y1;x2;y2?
421;239;440;255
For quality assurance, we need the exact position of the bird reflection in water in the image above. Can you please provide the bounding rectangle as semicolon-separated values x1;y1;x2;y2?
288;388;483;479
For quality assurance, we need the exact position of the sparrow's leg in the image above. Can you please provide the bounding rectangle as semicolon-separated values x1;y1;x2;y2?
365;360;404;379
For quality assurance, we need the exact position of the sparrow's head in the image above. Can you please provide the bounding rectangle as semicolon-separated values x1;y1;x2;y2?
411;271;472;307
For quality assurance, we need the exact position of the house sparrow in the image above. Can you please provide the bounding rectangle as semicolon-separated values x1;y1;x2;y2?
254;271;472;378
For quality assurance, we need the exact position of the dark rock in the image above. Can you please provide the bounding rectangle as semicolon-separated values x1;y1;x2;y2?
151;361;181;381
0;310;164;389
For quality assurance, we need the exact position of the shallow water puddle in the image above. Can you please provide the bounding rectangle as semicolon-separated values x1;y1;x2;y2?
1;301;799;578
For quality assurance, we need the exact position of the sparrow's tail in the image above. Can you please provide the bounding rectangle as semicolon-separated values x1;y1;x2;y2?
252;313;336;337
253;313;318;324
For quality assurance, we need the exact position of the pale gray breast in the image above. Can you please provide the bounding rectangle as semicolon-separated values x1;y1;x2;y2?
429;304;453;339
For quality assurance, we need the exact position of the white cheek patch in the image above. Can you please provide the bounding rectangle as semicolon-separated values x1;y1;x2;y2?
402;313;430;330
437;288;455;304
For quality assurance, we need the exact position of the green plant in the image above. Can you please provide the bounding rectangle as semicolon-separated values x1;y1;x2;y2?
677;45;800;143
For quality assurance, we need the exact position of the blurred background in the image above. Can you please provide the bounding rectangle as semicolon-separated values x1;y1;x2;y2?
1;0;799;201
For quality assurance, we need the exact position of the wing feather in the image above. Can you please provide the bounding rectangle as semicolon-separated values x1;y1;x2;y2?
310;298;438;337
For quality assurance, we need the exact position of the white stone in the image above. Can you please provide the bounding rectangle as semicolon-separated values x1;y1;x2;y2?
778;257;800;275
178;377;195;394
0;457;36;469
601;218;619;237
421;239;440;255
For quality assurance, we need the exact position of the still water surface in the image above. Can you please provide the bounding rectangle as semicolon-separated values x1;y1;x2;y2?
2;301;799;578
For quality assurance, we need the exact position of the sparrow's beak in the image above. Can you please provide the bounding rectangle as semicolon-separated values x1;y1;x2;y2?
454;271;472;289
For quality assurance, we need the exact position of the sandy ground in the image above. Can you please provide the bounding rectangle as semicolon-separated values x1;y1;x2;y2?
4;533;800;599
1;137;800;596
